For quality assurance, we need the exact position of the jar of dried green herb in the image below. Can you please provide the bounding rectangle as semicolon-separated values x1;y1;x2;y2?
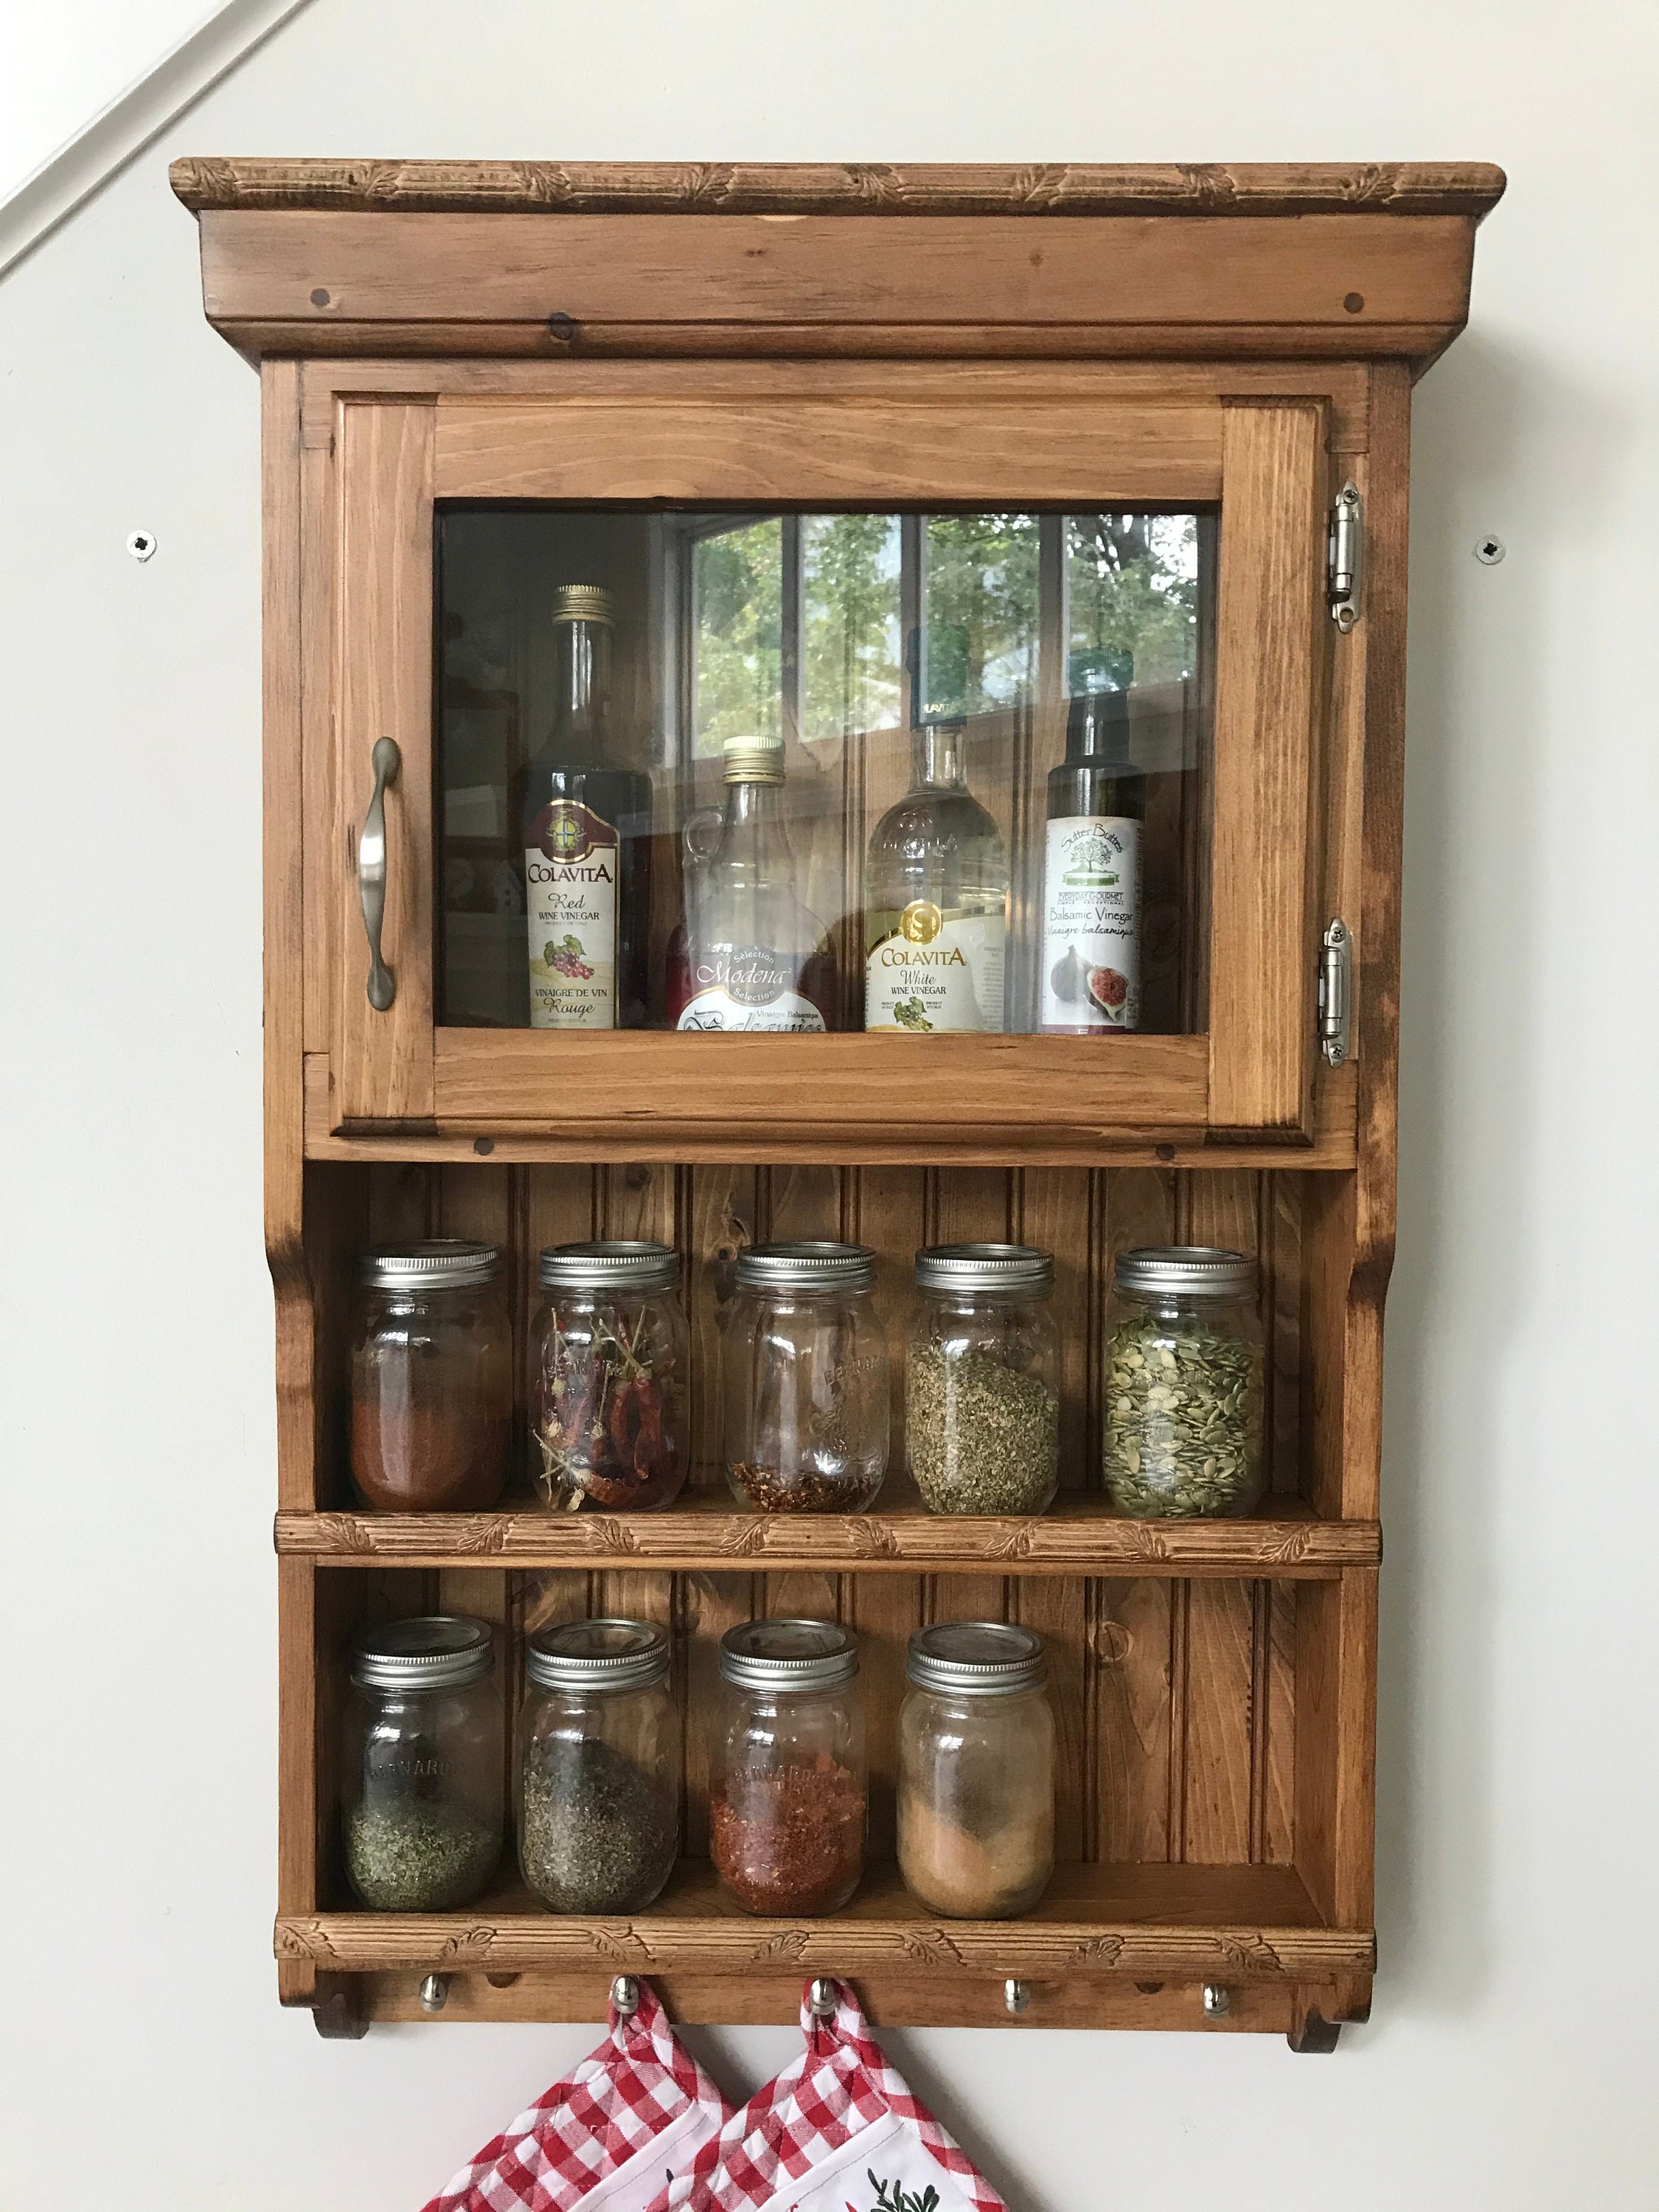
905;1244;1060;1515
341;1616;504;1911
518;1618;680;1915
1103;1248;1265;1518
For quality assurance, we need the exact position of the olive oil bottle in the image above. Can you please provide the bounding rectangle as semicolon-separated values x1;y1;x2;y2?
864;723;1008;1034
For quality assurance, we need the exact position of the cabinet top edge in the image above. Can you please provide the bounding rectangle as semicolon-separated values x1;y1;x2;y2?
170;157;1508;221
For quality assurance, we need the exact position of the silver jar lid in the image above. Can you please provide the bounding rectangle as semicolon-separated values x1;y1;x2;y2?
1114;1246;1256;1299
538;1240;681;1295
719;1618;859;1692
734;1241;876;1293
359;1239;501;1290
915;1242;1054;1295
351;1615;495;1691
906;1621;1047;1697
526;1617;671;1693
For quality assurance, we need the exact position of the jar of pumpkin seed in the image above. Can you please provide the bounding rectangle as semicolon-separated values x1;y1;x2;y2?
1102;1248;1264;1518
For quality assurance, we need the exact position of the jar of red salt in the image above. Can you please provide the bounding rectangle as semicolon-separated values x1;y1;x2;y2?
349;1241;511;1511
710;1618;866;1916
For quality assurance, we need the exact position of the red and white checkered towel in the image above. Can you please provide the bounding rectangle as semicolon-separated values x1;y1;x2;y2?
424;1980;732;2212
649;1979;1008;2212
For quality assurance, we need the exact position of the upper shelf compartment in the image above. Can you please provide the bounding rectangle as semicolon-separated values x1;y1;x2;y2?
321;383;1334;1158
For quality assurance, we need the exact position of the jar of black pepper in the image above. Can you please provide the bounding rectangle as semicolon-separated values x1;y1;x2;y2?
349;1241;511;1511
341;1616;504;1910
906;1245;1060;1515
531;1242;689;1511
518;1618;679;1913
723;1243;888;1512
710;1619;866;1916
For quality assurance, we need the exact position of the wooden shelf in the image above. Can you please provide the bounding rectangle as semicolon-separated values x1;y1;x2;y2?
277;1860;1374;1983
277;1489;1380;1578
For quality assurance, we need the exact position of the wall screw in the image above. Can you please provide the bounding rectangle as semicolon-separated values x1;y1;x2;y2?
126;530;157;562
1475;535;1506;565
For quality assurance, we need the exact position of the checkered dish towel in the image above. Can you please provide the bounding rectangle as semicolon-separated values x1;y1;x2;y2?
648;1978;1008;2212
424;1979;733;2212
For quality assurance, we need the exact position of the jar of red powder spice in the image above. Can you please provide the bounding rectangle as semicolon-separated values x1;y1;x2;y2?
349;1241;512;1511
710;1618;866;1916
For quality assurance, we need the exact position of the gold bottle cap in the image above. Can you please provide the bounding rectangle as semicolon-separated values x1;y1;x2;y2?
551;583;615;627
722;734;785;785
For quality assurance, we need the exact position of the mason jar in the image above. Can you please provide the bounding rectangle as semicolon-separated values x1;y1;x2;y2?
1102;1246;1265;1518
518;1618;679;1913
349;1240;511;1511
710;1619;866;1916
341;1615;504;1910
723;1243;888;1512
906;1244;1060;1514
898;1621;1054;1919
530;1242;689;1511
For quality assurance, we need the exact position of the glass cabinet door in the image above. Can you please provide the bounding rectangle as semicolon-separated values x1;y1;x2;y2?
330;384;1329;1149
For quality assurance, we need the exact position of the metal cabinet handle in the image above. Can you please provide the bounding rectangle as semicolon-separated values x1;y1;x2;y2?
358;736;401;1011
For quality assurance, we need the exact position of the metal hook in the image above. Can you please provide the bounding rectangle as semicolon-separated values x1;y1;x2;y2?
611;1975;641;2018
808;1977;838;2018
1004;1980;1032;2014
419;1973;449;2014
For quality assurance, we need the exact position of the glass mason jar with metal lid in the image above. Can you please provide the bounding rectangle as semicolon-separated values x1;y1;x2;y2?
517;1618;679;1913
710;1618;866;1916
906;1244;1060;1516
341;1615;504;1911
1102;1246;1265;1519
722;1242;889;1512
530;1241;689;1512
898;1621;1054;1919
349;1240;512;1512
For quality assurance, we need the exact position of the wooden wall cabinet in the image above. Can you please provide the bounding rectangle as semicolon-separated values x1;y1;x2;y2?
176;157;1502;2045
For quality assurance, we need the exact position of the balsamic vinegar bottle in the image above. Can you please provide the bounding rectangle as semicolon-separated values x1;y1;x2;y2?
1039;689;1145;1033
515;585;652;1029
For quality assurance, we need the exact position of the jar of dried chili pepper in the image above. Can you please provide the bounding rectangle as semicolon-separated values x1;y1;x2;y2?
531;1242;689;1512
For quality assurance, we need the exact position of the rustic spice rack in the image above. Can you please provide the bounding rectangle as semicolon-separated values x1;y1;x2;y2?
175;155;1503;2047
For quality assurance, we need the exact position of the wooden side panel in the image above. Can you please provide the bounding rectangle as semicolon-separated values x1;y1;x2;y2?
1294;1570;1377;1937
1208;400;1328;1138
333;401;437;1124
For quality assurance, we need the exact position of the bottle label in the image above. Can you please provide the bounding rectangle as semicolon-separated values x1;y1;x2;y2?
864;900;1005;1034
525;800;619;1029
1040;817;1141;1029
676;943;827;1032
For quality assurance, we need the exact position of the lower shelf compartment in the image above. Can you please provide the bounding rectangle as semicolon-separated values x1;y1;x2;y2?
277;1859;1374;1983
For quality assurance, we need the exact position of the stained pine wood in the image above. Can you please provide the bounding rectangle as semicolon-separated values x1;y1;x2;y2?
173;157;1507;220
434;397;1222;503
1208;400;1329;1138
189;206;1482;369
333;400;436;1122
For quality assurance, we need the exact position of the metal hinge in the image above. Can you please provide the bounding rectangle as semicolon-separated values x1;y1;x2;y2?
1328;480;1363;632
1318;919;1352;1066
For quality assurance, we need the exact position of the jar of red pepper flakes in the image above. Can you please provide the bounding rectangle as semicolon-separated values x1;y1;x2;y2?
530;1242;689;1511
710;1618;866;1916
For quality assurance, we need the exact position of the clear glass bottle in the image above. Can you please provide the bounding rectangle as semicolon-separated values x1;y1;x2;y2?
341;1616;504;1910
530;1242;689;1512
711;1619;866;1916
906;1245;1060;1515
865;722;1007;1034
349;1241;512;1511
1102;1247;1265;1518
1040;687;1145;1033
515;582;653;1031
674;735;838;1031
898;1621;1054;1919
723;1243;888;1512
517;1618;679;1913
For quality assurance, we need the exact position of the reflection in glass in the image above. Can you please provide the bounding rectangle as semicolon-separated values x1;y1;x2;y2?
802;515;904;742
693;520;782;755
436;506;1214;1038
924;514;1040;721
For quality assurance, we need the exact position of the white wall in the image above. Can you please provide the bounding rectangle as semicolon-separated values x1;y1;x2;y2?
3;4;1657;2206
